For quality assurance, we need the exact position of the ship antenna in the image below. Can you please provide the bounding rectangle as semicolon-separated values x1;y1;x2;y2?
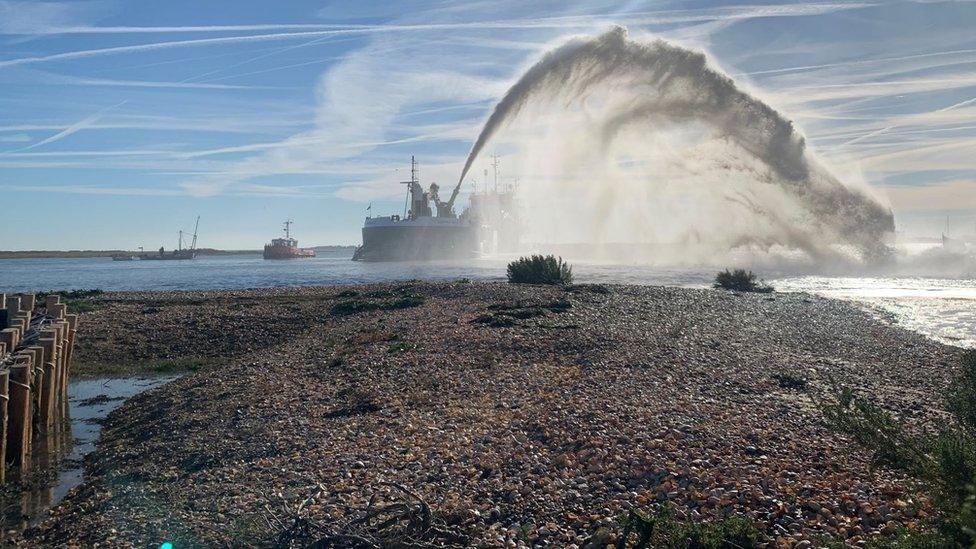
491;153;499;193
284;219;293;239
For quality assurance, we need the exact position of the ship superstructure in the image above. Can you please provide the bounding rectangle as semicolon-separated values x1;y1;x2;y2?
469;155;521;254
353;157;476;262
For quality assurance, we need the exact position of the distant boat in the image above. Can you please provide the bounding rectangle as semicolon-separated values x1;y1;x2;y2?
352;156;476;262
140;217;200;261
942;216;968;253
264;220;315;260
111;254;137;261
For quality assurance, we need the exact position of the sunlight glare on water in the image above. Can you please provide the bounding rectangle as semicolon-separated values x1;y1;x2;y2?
774;276;976;349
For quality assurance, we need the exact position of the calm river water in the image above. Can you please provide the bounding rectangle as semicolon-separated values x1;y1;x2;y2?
1;250;973;348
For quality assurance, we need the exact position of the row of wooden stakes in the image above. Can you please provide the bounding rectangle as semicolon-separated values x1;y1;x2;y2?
0;293;79;484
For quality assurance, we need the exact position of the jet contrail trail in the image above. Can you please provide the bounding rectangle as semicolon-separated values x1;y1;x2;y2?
843;94;976;146
0;4;872;69
4;3;871;35
0;30;366;68
5;101;127;153
182;34;345;83
5;24;366;35
741;48;976;77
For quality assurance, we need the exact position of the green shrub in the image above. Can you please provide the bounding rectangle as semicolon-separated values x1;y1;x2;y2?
331;292;425;316
36;289;105;313
39;289;104;299
506;255;573;285
387;342;417;354
713;269;773;293
822;350;976;546
612;506;763;548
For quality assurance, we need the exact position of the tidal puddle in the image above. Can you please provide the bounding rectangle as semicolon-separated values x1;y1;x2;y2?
0;375;177;537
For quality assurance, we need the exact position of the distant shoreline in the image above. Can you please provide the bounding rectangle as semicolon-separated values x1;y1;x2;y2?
0;245;357;260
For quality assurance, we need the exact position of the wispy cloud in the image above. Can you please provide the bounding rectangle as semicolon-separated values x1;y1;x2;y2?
0;184;183;196
0;1;104;35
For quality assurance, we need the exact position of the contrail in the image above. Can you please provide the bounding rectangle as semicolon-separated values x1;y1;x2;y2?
0;4;873;69
5;101;127;153
842;94;976;146
182;34;345;83
741;48;976;77
5;24;367;35
5;4;871;35
0;30;366;68
47;73;283;89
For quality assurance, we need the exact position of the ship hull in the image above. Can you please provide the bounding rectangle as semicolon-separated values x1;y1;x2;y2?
263;245;315;259
140;251;195;260
353;222;477;262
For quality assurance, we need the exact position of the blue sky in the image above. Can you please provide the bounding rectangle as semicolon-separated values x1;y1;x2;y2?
0;0;973;250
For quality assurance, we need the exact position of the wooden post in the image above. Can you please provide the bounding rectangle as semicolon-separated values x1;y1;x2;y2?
0;370;7;484
38;338;57;430
20;294;35;312
65;314;78;369
14;351;34;462
41;327;60;420
56;321;70;419
7;357;32;470
49;303;66;320
10;319;25;339
29;346;45;422
6;295;20;317
0;328;17;352
44;295;60;309
64;316;77;415
15;310;30;325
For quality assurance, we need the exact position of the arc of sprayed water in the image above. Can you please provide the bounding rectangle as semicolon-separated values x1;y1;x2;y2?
454;25;894;260
456;30;603;186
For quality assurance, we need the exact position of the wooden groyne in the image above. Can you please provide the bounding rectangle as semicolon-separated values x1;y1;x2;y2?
0;293;78;484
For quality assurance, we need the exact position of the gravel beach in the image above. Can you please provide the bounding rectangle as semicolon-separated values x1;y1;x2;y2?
23;282;965;547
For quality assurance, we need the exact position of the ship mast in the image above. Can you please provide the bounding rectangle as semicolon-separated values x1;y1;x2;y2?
284;219;293;240
190;216;200;251
401;155;420;218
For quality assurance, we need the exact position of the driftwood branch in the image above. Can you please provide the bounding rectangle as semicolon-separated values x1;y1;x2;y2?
261;482;468;548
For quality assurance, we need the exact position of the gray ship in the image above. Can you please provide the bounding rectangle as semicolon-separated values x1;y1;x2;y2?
353;157;477;262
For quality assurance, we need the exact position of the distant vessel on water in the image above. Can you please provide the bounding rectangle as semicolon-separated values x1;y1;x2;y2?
140;217;200;261
264;220;315;260
353;157;477;262
942;216;970;254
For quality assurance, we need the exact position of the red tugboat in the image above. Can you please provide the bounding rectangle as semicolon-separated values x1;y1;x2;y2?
263;220;315;259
